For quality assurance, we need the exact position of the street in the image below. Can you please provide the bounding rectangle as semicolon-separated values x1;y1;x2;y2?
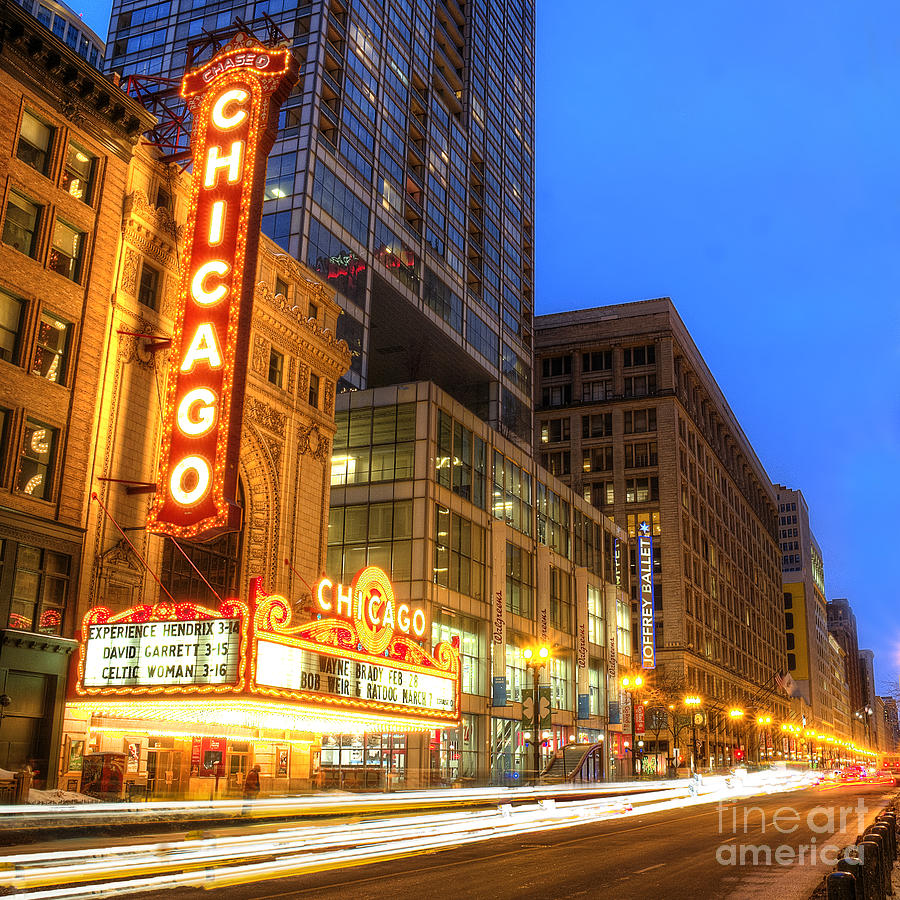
26;782;888;900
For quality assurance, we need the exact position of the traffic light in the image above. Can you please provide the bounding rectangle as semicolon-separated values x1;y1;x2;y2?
734;749;744;761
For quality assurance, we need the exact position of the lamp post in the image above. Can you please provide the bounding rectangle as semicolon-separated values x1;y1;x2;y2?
621;674;644;777
0;694;10;730
756;715;772;763
685;695;702;774
523;645;550;785
854;707;873;752
729;708;745;765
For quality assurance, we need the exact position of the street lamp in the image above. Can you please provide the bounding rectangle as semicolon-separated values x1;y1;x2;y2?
523;645;550;784
854;707;874;751
756;715;772;763
729;708;745;765
685;695;702;774
621;673;644;778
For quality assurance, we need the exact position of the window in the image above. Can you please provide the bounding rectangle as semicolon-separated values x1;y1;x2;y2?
435;410;486;507
582;350;611;372
786;633;795;651
3;191;40;257
433;505;486;601
49;220;85;281
582;380;611;402
550;566;572;631
274;276;288;298
541;451;569;476
308;372;320;408
8;544;70;635
16;111;53;175
308;302;318;321
16;418;57;499
587;584;604;645
584;480;614;508
582;413;612;438
624;408;657;434
616;596;632;657
326;500;413;583
783;592;793;609
432;612;484;694
161;530;241;605
787;652;797;670
623;345;656;367
506;542;533;616
268;348;284;388
332;403;416;486
785;612;794;629
625;477;658;503
31;311;70;383
541;384;571;407
541;354;571;377
582;446;613;473
62;143;96;203
0;289;25;363
624;441;658;468
624;374;656;397
540;418;570;444
138;261;161;309
493;451;533;536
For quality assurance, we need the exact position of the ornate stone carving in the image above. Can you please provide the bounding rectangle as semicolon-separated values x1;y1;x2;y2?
297;423;330;463
60;99;85;126
252;336;269;376
124;189;179;238
297;362;310;401
121;248;139;295
122;225;179;270
245;397;287;437
324;379;335;416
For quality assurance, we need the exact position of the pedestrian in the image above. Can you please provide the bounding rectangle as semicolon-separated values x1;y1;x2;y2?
242;764;261;814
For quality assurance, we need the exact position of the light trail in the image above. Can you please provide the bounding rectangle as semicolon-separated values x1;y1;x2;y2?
0;771;814;898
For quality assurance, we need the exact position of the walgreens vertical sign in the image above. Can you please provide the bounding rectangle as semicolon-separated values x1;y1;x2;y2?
148;38;298;541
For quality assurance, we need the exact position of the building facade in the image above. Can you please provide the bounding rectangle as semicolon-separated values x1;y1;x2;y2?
328;381;629;785
0;0;151;784
534;299;790;766
827;598;865;743
12;0;106;69
104;0;537;446
774;485;838;733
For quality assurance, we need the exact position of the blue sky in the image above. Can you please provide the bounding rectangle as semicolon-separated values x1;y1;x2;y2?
75;1;899;689
537;2;900;689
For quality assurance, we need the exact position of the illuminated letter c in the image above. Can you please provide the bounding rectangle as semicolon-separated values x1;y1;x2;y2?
211;88;249;130
191;260;230;306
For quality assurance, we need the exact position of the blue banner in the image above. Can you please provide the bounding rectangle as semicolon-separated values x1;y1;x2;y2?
638;523;656;669
609;700;621;725
492;675;508;707
577;693;590;720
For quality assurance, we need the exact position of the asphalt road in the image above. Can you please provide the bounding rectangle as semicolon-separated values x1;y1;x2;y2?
151;783;896;900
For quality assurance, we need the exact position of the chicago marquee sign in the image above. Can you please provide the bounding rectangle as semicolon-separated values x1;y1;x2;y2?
148;36;298;541
74;567;461;728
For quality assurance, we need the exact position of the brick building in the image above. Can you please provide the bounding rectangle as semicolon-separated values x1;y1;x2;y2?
0;0;152;783
534;298;789;765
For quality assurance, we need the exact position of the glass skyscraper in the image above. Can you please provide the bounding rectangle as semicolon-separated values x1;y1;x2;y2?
105;0;535;444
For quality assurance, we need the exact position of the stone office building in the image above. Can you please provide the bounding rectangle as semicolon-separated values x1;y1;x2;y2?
0;0;153;784
534;298;790;766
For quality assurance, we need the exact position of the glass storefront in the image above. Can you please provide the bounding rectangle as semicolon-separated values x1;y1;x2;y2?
320;733;407;790
429;714;481;786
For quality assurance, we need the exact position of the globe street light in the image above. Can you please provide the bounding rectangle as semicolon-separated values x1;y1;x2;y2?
523;646;550;784
685;695;702;774
729;708;745;765
620;673;644;777
756;715;773;763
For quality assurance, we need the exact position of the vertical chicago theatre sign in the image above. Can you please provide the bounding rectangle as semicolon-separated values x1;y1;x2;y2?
148;37;298;540
638;520;656;669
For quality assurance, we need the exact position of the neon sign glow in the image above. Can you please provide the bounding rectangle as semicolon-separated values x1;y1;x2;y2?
148;37;298;541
